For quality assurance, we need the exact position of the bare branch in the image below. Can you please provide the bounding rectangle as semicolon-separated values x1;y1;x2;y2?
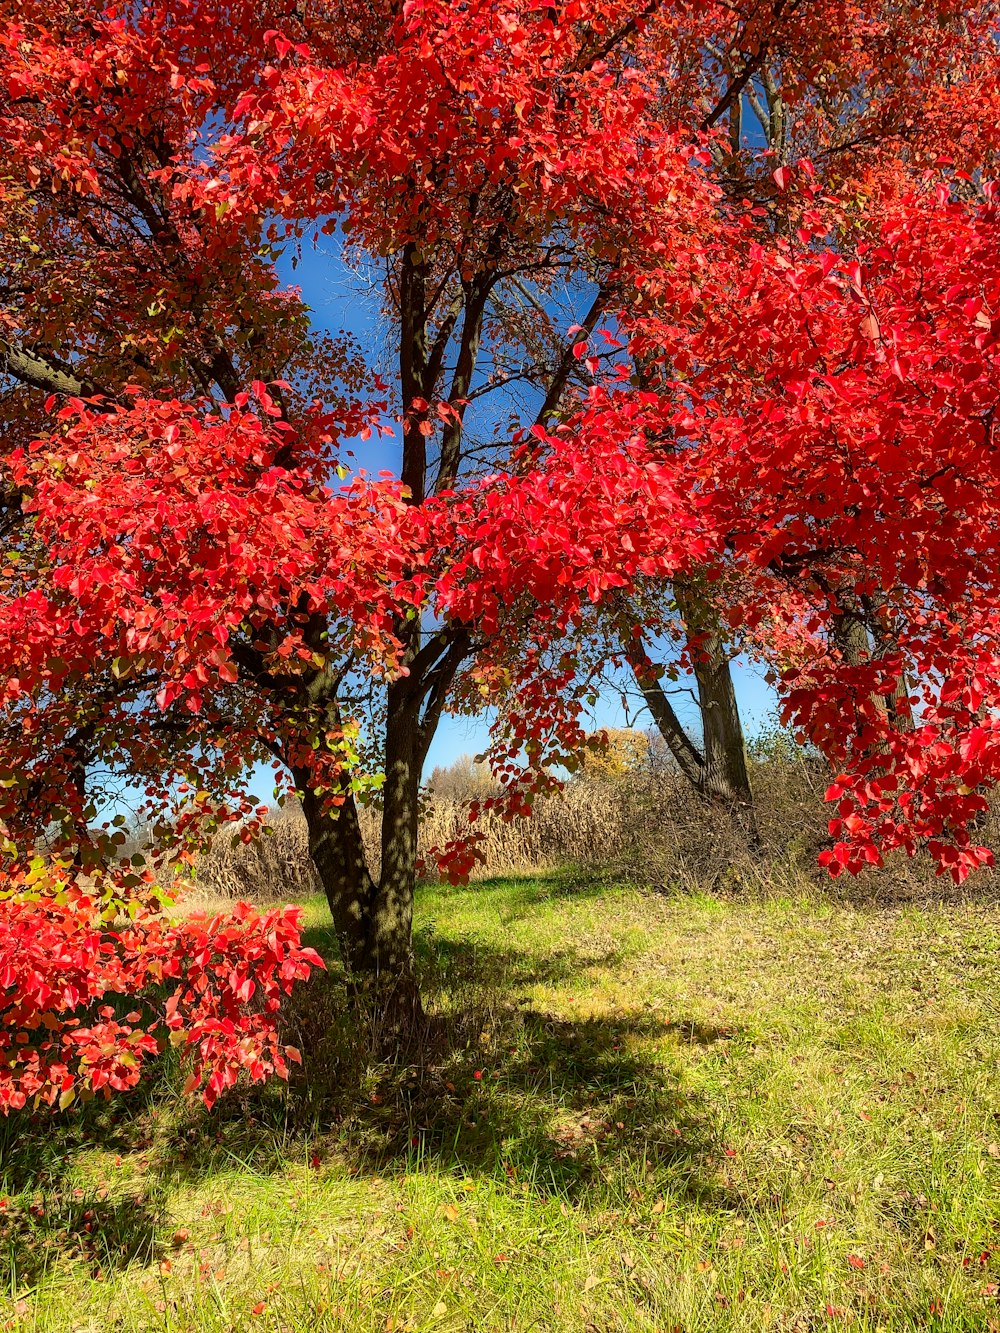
536;284;609;427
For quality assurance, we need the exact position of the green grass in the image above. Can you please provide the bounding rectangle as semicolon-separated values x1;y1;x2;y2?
5;871;1000;1330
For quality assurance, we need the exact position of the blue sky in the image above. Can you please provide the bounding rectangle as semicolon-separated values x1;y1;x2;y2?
277;240;779;778
422;656;779;773
100;238;779;821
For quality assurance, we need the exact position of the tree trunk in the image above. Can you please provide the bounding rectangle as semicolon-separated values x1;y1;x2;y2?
625;595;758;845
366;678;424;1029
294;683;425;1034
674;588;757;840
298;784;377;974
689;625;757;841
830;604;871;672
830;597;914;746
867;596;914;735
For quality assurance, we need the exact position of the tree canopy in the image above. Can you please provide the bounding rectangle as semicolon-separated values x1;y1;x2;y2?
1;0;999;1105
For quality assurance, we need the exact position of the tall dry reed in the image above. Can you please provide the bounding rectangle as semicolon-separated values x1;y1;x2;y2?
193;747;1000;906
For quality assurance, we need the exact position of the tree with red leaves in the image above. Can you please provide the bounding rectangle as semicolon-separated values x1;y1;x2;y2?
643;179;1000;880
1;0;999;1091
584;0;1000;839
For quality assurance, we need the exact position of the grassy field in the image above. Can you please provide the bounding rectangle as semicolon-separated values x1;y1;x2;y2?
4;872;1000;1331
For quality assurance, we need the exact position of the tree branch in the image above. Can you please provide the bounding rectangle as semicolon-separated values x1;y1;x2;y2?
573;0;661;73
623;633;706;788
536;284;609;427
0;338;103;400
399;242;429;504
700;0;800;132
435;276;494;492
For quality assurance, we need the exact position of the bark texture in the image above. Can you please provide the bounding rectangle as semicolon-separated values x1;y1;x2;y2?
831;595;915;744
626;591;757;842
294;701;425;1034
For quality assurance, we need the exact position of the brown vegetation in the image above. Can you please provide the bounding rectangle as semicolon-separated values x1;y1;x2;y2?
193;733;999;907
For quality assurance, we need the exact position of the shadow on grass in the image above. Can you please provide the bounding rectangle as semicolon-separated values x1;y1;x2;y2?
0;1187;163;1290
0;912;738;1291
0;1073;174;1289
406;1006;733;1211
414;922;632;991
664;1018;737;1046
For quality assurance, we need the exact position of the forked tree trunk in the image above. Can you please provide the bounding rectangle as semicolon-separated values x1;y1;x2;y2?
625;601;758;845
293;681;425;1033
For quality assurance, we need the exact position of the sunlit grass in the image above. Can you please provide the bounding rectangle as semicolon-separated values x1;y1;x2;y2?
4;871;1000;1330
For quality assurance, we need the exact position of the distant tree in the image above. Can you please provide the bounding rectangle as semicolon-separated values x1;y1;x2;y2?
426;755;498;803
578;729;650;783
